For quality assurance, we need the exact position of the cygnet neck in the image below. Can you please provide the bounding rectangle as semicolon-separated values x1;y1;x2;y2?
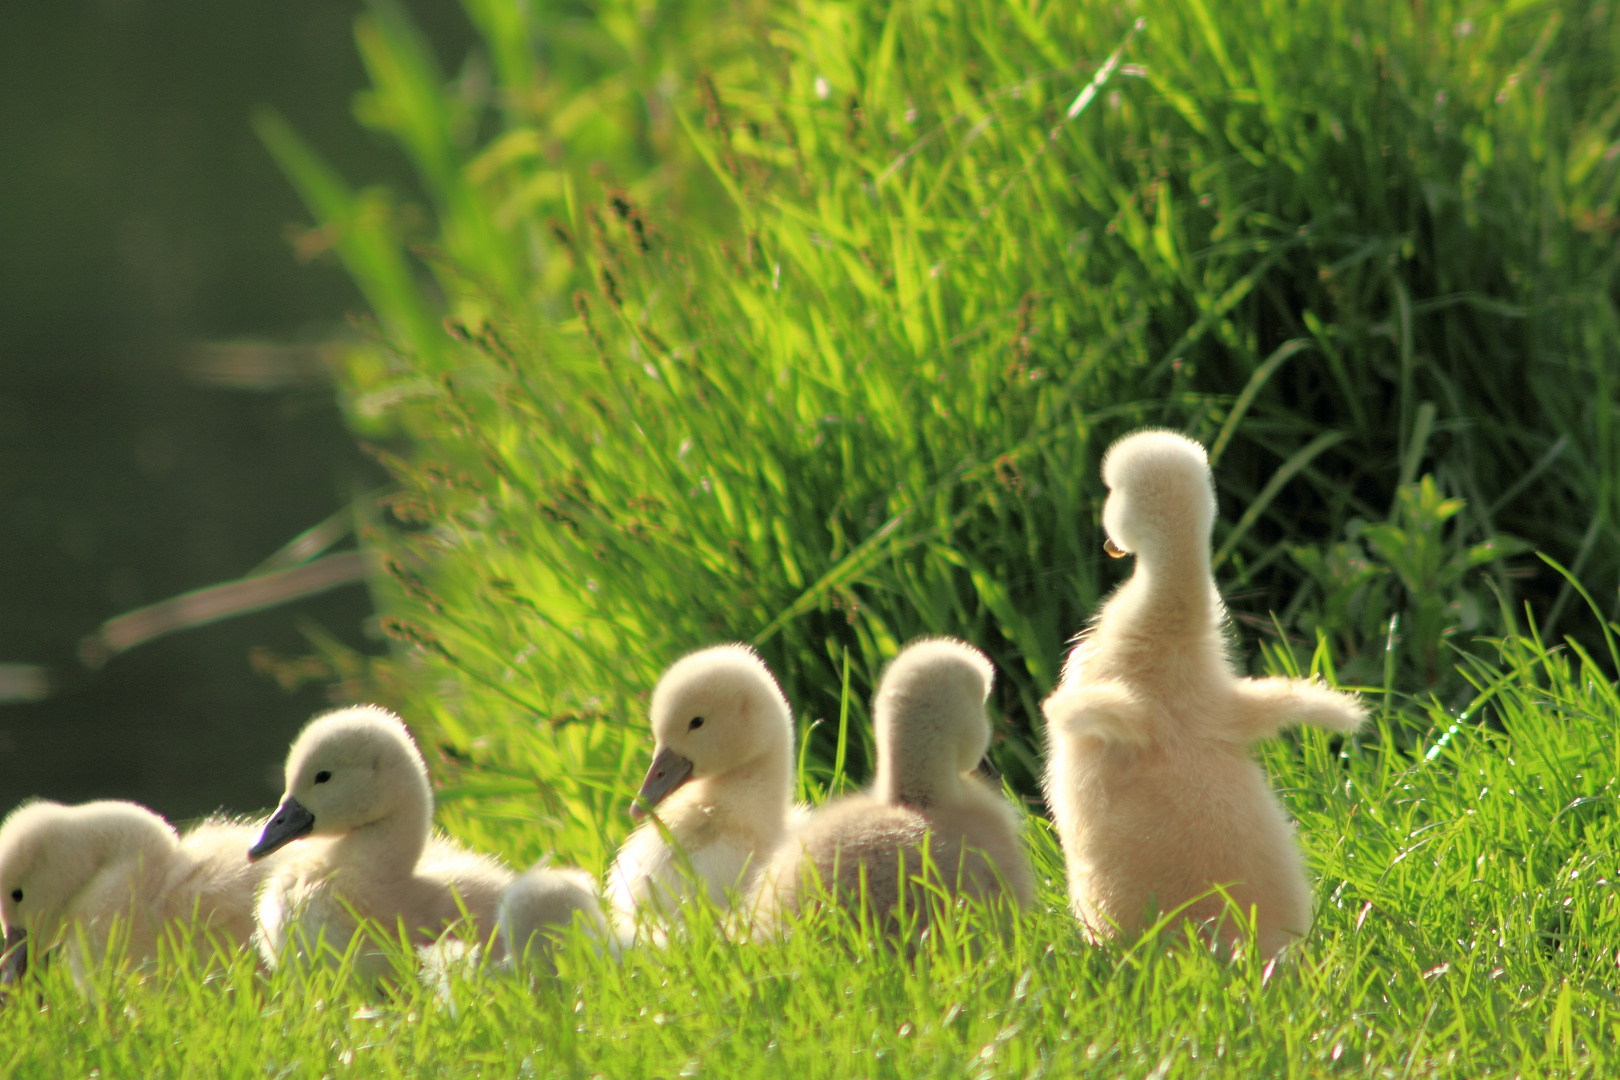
871;724;963;810
693;739;794;820
84;804;180;869
327;782;432;880
1123;525;1217;635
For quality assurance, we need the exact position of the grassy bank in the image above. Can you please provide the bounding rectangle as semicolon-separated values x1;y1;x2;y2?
13;0;1619;1074
5;632;1620;1077
242;0;1620;836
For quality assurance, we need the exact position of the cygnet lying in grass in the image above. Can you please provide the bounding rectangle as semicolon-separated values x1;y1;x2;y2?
1042;429;1367;957
497;860;612;974
248;705;514;981
604;645;797;940
0;800;276;983
752;638;1032;937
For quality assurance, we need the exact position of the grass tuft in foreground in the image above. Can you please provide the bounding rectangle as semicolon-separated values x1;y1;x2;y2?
6;633;1620;1077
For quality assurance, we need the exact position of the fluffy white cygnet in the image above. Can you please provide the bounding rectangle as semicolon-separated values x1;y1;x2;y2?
496;860;613;974
249;705;514;980
1042;429;1367;957
0;800;276;983
603;645;796;939
753;638;1033;936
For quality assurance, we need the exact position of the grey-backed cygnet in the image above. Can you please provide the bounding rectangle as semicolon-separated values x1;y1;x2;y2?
603;645;796;939
496;860;613;974
752;638;1033;935
1042;429;1367;957
248;705;514;980
0;800;277;983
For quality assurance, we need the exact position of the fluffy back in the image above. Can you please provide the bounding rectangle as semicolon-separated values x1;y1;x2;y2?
498;864;609;973
0;800;179;935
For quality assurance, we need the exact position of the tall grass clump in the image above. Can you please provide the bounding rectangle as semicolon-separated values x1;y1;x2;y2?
255;0;1620;862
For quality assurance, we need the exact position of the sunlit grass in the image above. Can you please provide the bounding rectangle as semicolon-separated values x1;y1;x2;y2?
247;0;1620;827
6;634;1620;1077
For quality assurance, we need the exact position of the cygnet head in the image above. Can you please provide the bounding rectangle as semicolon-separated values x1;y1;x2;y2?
870;638;996;808
1099;430;1216;562
631;645;793;821
0;800;179;980
249;705;431;861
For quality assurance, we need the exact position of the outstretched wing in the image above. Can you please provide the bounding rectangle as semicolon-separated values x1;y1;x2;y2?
1228;676;1367;742
1041;681;1152;745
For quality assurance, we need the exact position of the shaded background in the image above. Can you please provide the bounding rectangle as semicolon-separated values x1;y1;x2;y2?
0;1;473;823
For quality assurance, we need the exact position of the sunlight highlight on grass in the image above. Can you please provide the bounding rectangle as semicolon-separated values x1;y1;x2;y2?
5;634;1619;1076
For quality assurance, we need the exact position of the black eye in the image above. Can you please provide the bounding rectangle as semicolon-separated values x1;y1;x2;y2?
688;716;705;731
314;770;332;784
9;889;20;903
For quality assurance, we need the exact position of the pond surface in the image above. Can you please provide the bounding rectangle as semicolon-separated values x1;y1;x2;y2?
0;1;473;824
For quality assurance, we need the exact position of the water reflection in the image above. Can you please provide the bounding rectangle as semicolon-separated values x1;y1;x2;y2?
0;1;473;823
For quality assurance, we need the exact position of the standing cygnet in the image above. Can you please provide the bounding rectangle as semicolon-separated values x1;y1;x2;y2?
752;638;1033;936
1042;429;1367;958
248;705;514;980
0;800;278;983
496;860;612;974
603;645;796;939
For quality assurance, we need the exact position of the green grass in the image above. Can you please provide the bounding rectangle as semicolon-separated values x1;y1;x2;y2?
19;0;1620;1073
6;633;1620;1077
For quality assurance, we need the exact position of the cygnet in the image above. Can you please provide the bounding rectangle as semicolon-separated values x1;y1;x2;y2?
1042;429;1367;957
248;705;513;980
497;860;612;974
752;638;1033;936
0;800;277;983
603;645;796;939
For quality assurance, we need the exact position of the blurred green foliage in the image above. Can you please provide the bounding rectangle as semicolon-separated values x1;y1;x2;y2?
259;0;1620;867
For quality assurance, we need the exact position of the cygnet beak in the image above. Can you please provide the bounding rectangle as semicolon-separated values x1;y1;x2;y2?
630;746;695;822
249;796;317;860
0;927;26;985
1103;536;1127;558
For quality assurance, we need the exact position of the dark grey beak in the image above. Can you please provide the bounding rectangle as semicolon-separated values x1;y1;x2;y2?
0;927;26;985
1104;536;1127;558
249;796;316;860
630;747;694;822
974;755;1002;784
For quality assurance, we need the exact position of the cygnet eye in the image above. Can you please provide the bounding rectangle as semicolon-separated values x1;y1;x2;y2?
314;770;332;784
688;716;705;731
9;888;20;903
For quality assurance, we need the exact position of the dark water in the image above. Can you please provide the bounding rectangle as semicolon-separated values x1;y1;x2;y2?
0;1;473;824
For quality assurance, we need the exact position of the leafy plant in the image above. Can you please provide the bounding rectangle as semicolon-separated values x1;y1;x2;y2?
1289;473;1531;698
